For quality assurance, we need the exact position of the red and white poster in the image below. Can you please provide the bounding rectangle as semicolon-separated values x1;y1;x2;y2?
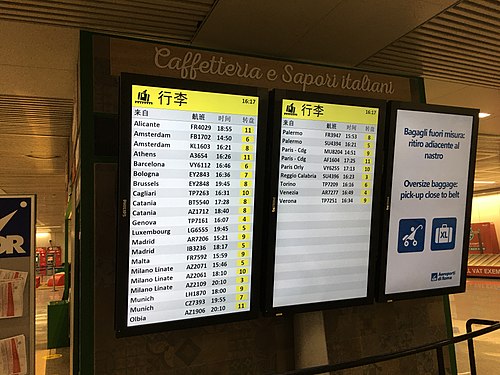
0;269;27;319
0;335;27;375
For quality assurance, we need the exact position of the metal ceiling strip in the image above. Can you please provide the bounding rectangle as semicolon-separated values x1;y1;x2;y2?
415;27;500;52
364;55;500;83
432;15;500;37
401;34;499;60
0;122;71;128
0;5;196;36
360;60;498;88
0;95;74;103
446;8;500;29
0;123;72;130
0;13;193;41
0;104;73;111
0;0;199;30
3;0;212;18
0;105;73;112
439;12;500;34
0;123;71;132
0;117;72;123
0;116;72;122
0;127;71;135
54;0;205;23
423;22;500;47
0;102;73;108
122;0;214;13
453;2;500;24
459;1;500;17
385;44;499;71
381;47;500;75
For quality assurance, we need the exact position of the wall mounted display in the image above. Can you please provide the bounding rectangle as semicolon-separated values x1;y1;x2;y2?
116;74;267;336
264;90;386;315
379;102;478;301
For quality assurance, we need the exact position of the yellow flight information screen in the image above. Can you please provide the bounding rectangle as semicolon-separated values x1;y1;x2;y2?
126;84;259;326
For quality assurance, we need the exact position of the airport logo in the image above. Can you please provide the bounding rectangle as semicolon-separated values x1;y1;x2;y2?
430;271;456;282
0;197;33;258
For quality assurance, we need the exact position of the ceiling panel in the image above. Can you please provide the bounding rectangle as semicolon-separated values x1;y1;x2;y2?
0;0;216;42
359;0;500;89
0;94;72;230
193;0;343;57
194;0;458;66
0;95;73;136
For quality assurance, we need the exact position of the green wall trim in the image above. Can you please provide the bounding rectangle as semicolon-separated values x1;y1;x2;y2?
63;199;72;301
79;30;95;375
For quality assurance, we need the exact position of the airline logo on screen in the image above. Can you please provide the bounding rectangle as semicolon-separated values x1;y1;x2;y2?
430;270;456;282
281;99;379;125
0;197;32;258
132;85;258;116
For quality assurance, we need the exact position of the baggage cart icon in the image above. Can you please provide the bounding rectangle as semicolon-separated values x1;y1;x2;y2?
402;225;423;247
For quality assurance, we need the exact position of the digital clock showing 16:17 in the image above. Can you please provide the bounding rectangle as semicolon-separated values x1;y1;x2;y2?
242;98;256;104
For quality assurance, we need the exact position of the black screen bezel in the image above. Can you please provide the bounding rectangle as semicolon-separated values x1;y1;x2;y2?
377;101;479;302
263;89;386;316
115;73;268;337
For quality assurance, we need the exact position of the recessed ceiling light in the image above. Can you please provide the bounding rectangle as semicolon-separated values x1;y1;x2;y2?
474;180;496;184
479;113;491;118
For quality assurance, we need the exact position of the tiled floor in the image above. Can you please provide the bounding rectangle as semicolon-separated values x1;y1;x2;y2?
35;284;70;375
450;278;500;375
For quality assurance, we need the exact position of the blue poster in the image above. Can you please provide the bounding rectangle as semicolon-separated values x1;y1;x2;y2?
0;197;33;258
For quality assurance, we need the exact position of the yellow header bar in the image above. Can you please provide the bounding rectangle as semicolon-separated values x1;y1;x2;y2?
282;99;379;125
132;85;259;116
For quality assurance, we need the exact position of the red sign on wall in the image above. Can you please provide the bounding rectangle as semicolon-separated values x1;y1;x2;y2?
469;222;500;254
467;266;500;278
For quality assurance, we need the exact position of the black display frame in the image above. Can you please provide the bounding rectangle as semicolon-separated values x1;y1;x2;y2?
115;73;268;337
377;101;479;302
263;89;387;316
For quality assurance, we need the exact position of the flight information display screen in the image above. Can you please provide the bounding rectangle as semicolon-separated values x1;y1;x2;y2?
265;90;385;314
116;74;266;335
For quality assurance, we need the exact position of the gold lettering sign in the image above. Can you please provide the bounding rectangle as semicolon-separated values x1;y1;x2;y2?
110;39;413;101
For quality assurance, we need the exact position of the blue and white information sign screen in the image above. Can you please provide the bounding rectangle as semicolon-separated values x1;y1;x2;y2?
383;104;478;298
0;197;33;259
